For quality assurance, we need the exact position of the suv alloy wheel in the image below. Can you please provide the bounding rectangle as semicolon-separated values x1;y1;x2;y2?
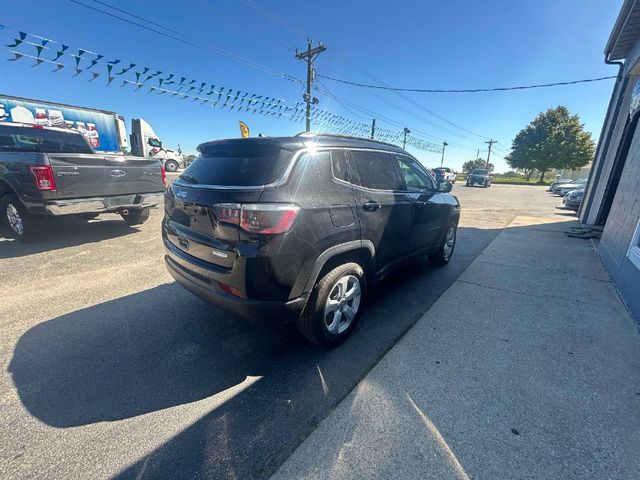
297;263;366;346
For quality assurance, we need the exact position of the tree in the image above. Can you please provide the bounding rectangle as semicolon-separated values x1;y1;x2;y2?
506;106;595;183
462;158;494;173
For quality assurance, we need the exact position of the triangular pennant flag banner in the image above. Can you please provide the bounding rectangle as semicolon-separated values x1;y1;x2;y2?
6;32;27;48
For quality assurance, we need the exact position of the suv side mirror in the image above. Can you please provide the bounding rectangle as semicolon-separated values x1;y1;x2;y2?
438;181;453;193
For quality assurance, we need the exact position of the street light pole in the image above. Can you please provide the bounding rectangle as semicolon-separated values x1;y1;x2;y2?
402;127;410;150
440;141;448;167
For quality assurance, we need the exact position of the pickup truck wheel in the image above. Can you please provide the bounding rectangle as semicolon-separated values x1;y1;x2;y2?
429;220;457;267
297;262;366;347
1;194;36;241
164;160;179;173
121;208;150;225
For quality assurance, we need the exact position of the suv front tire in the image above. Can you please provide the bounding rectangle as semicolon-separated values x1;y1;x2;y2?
429;220;458;266
298;262;366;346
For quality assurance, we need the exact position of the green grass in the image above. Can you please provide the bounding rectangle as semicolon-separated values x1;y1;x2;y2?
491;176;550;185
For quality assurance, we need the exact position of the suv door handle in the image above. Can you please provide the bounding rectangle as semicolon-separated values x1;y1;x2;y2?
362;201;382;212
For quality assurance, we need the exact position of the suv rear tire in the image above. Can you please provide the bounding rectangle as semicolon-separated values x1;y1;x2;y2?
429;220;457;267
297;262;366;346
121;208;150;225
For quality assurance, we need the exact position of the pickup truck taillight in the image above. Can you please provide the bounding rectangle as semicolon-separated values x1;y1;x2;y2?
30;165;56;191
212;203;300;234
161;165;167;187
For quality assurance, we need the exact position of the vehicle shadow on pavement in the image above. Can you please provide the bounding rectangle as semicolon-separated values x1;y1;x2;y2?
7;282;301;429
8;226;501;479
0;215;139;259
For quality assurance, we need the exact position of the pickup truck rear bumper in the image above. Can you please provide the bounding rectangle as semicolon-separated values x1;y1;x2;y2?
45;192;164;215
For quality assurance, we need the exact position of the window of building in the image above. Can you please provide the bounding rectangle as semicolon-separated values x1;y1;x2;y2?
350;151;402;190
627;219;640;270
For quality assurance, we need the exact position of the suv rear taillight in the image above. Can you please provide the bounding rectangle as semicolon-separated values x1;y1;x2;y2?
212;203;300;234
160;165;167;187
30;165;56;191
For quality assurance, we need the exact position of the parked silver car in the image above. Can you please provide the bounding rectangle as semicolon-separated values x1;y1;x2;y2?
553;178;587;195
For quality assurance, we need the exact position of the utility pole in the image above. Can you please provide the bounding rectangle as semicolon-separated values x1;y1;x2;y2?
476;148;480;160
370;118;376;139
485;139;497;171
402;127;410;150
440;141;448;167
295;40;326;132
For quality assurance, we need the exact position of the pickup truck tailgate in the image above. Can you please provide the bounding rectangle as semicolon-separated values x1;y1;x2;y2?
47;153;164;199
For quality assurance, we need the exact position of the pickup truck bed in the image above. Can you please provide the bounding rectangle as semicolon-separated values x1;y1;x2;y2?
0;123;165;240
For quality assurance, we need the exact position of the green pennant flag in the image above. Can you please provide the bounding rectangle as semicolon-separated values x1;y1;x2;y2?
106;63;115;85
73;55;82;69
35;45;45;57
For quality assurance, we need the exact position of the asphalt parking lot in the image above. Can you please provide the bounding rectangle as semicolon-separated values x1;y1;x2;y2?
0;183;563;479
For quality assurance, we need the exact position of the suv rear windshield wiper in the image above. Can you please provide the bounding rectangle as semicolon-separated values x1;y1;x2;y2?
179;174;199;184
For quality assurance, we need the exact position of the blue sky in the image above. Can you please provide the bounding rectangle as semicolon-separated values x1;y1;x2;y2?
0;0;623;172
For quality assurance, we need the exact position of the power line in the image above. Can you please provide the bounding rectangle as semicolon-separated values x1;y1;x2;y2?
324;50;490;141
238;0;308;39
68;0;300;82
317;73;618;93
183;0;296;54
234;0;490;142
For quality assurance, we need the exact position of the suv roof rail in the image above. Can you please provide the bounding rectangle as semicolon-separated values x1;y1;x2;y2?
294;131;401;149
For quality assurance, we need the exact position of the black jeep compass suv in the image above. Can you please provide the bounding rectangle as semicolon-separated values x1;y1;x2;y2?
163;133;460;346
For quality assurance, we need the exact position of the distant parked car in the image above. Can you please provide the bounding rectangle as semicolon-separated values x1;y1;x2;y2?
466;169;492;188
554;178;587;196
548;178;573;192
433;167;456;183
563;188;584;211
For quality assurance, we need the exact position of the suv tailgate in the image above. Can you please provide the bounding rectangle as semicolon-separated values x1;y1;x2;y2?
47;153;164;199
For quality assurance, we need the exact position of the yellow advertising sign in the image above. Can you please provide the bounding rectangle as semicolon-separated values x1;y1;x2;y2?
239;121;250;138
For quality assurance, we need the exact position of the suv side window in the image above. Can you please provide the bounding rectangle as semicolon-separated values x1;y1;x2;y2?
395;156;435;191
330;149;351;183
350;150;402;190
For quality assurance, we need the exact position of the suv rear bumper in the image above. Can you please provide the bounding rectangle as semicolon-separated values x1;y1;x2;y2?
45;192;164;215
164;252;308;322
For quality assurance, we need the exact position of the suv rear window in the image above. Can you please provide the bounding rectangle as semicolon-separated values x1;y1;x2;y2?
182;144;290;186
0;125;93;154
472;169;488;175
351;151;402;190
